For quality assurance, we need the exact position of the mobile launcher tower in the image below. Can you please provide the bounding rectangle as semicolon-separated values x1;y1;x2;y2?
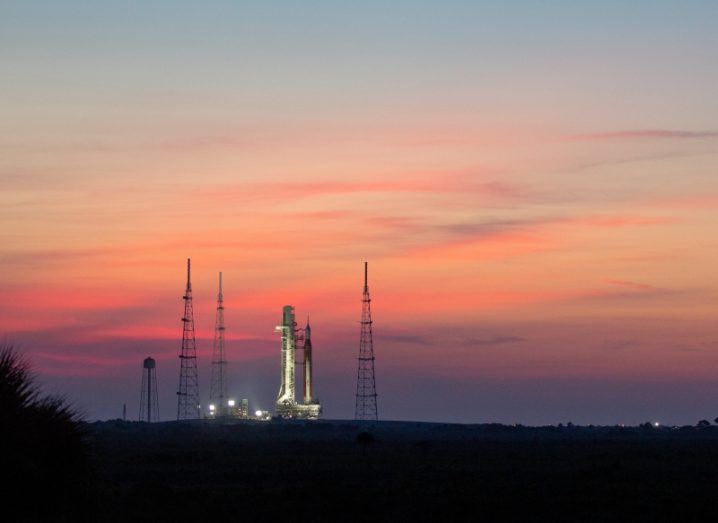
275;305;321;419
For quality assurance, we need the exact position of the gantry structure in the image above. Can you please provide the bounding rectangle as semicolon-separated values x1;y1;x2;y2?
355;262;378;421
177;258;200;420
209;272;227;416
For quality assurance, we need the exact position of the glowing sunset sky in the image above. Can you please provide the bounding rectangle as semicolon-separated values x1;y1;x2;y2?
2;1;717;424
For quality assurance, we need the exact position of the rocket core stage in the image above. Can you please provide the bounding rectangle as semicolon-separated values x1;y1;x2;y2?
275;305;322;419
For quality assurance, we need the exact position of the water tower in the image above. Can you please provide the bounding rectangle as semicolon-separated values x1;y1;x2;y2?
139;357;160;422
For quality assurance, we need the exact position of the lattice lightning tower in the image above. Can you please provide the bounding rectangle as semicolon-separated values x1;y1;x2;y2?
209;272;227;416
355;261;378;421
177;258;200;420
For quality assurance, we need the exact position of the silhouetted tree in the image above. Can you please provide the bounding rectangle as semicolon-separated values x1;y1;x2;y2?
355;430;375;461
356;431;375;447
0;343;90;521
697;419;711;427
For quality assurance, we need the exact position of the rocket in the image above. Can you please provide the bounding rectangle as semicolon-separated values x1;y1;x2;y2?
275;305;321;418
275;305;296;406
303;318;313;404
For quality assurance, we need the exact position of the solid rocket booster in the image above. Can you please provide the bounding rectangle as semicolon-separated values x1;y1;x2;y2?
303;319;313;404
276;305;296;406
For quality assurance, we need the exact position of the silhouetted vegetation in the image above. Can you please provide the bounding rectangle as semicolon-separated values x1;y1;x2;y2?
0;343;89;521
82;419;718;521
355;430;375;446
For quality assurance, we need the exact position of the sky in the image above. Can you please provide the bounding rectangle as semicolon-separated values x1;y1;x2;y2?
1;1;717;425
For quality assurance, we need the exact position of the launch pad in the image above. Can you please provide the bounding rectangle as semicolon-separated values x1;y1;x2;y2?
275;305;322;419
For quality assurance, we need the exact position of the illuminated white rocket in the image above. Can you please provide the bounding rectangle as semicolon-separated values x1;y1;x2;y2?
275;305;321;419
276;305;296;408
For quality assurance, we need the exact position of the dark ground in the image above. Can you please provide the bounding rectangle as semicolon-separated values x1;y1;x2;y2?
71;420;718;521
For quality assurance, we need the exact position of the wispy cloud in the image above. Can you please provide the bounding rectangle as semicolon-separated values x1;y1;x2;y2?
439;213;671;240
378;332;434;346
462;336;525;347
671;342;714;353
603;339;637;351
606;279;657;292
566;129;718;141
404;212;673;261
197;175;524;204
644;193;718;210
573;282;691;304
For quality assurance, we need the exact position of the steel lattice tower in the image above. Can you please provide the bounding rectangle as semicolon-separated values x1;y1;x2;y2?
355;261;378;421
209;272;227;416
139;357;159;422
177;258;200;420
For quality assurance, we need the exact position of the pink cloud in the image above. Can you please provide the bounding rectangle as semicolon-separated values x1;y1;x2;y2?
197;174;523;204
